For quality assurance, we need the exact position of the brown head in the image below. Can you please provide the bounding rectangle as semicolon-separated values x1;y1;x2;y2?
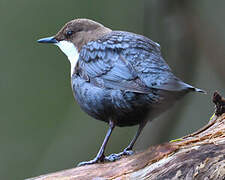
38;18;111;51
54;19;111;51
37;18;112;75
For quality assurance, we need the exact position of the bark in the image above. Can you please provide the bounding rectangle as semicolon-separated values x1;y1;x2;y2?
27;92;225;180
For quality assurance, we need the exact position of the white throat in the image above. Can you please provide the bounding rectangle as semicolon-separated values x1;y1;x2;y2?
55;40;79;76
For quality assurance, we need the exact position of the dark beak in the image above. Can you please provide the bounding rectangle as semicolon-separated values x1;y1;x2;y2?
37;36;58;44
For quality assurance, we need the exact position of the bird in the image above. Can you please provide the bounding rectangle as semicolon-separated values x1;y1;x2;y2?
37;18;205;166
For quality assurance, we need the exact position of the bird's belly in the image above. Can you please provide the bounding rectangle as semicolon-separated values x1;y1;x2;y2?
71;76;158;127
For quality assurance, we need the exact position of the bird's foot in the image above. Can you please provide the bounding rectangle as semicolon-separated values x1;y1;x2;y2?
77;155;105;167
78;149;134;166
104;149;134;162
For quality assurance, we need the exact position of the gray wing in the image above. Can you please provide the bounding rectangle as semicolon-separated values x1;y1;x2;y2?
77;31;190;93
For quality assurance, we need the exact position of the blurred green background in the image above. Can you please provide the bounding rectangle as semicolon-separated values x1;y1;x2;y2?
1;0;225;179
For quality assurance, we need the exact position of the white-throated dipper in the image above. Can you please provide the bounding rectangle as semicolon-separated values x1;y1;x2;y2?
38;18;205;166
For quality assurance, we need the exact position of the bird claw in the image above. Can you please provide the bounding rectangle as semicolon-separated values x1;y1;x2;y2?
77;156;105;166
123;149;134;156
77;150;134;166
104;153;121;162
77;159;97;167
104;150;134;162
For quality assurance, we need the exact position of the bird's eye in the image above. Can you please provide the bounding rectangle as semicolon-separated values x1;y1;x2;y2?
66;30;73;37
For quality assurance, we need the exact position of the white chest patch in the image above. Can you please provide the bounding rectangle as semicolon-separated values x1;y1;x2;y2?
55;40;79;76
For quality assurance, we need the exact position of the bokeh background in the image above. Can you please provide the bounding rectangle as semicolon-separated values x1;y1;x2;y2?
1;0;225;179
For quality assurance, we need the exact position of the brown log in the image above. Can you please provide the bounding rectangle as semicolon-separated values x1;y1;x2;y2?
27;92;225;180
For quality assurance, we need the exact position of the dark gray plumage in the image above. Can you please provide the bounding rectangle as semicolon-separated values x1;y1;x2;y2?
73;31;203;126
37;19;205;166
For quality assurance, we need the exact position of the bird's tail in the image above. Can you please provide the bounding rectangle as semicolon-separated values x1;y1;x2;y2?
178;81;206;94
182;82;206;94
191;87;207;94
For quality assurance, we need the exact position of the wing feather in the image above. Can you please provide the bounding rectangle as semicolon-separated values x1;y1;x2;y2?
77;31;186;93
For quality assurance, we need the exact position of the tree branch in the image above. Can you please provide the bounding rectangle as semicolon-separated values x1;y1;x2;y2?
27;92;225;180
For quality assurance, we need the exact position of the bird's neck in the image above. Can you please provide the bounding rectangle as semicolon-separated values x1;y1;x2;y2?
56;26;112;76
73;26;112;51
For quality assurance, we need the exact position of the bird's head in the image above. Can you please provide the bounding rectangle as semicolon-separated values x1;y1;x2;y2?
37;18;111;74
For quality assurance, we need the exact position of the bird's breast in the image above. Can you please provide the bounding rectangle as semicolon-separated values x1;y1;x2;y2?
70;75;167;126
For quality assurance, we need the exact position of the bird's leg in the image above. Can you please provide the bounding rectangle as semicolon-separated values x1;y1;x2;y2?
123;121;147;154
105;121;147;162
77;120;115;166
